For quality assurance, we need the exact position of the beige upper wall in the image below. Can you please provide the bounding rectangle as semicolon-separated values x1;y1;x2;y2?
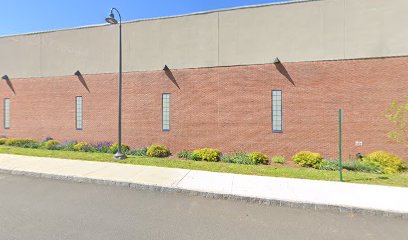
1;0;408;79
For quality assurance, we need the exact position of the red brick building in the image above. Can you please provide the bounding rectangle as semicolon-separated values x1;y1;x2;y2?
0;0;407;160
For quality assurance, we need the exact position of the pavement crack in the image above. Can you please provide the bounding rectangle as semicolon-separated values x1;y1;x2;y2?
174;170;191;187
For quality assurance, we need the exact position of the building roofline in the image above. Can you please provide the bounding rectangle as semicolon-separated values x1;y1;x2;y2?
0;0;320;39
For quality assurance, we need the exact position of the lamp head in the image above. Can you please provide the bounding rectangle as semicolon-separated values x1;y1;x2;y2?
1;75;9;80
105;13;118;24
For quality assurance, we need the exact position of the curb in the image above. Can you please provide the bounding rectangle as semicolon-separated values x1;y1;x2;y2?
1;168;407;219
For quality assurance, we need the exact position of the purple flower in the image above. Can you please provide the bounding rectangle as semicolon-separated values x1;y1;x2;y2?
91;141;112;149
45;137;54;141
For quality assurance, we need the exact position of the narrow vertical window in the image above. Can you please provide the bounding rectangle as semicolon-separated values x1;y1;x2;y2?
162;93;170;131
76;96;83;130
272;90;282;132
3;98;10;129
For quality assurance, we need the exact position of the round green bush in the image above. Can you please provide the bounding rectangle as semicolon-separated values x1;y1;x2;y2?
73;142;93;152
0;138;6;145
292;151;323;168
109;143;130;154
146;144;170;157
43;140;60;150
248;152;269;165
192;148;220;162
362;151;405;174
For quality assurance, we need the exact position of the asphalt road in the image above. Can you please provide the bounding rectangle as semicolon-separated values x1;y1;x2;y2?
0;173;406;240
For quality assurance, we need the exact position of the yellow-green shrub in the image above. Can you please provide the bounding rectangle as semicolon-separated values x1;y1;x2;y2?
5;138;19;146
271;155;286;164
362;151;405;174
5;138;39;148
146;144;170;157
73;142;93;152
293;151;323;168
193;148;220;162
109;143;130;154
0;138;6;145
43;140;60;150
248;152;269;165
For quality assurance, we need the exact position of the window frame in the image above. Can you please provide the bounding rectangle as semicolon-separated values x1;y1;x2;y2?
75;96;83;130
3;98;10;129
271;90;283;133
162;93;171;131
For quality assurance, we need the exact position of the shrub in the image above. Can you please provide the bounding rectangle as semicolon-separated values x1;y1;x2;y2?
293;151;323;168
20;140;34;148
5;138;18;146
146;144;170;158
271;155;286;164
59;141;77;151
220;152;268;165
91;142;112;153
177;150;194;160
192;148;220;162
248;152;269;165
109;143;130;154
342;160;382;174
43;140;60;150
362;151;405;174
319;160;339;171
319;159;383;174
73;142;93;152
0;138;6;145
129;147;148;156
20;139;40;148
221;152;251;164
5;138;40;148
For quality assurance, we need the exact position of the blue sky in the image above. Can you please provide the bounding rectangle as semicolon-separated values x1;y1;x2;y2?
0;0;288;36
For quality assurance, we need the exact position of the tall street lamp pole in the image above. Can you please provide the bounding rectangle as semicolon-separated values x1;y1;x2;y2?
105;8;126;160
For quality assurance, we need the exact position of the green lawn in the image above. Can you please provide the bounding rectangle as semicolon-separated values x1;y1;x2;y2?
0;145;407;187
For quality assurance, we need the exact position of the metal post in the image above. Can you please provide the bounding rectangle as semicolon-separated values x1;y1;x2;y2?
109;8;126;160
338;108;343;182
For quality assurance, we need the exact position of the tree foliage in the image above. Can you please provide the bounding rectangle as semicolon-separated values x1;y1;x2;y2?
386;96;408;145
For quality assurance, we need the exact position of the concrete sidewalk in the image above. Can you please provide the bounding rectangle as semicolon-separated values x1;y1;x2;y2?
0;153;407;216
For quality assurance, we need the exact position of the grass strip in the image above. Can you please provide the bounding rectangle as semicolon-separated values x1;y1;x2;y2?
0;146;406;187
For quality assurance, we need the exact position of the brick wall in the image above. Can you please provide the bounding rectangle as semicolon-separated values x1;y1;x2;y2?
1;57;407;161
